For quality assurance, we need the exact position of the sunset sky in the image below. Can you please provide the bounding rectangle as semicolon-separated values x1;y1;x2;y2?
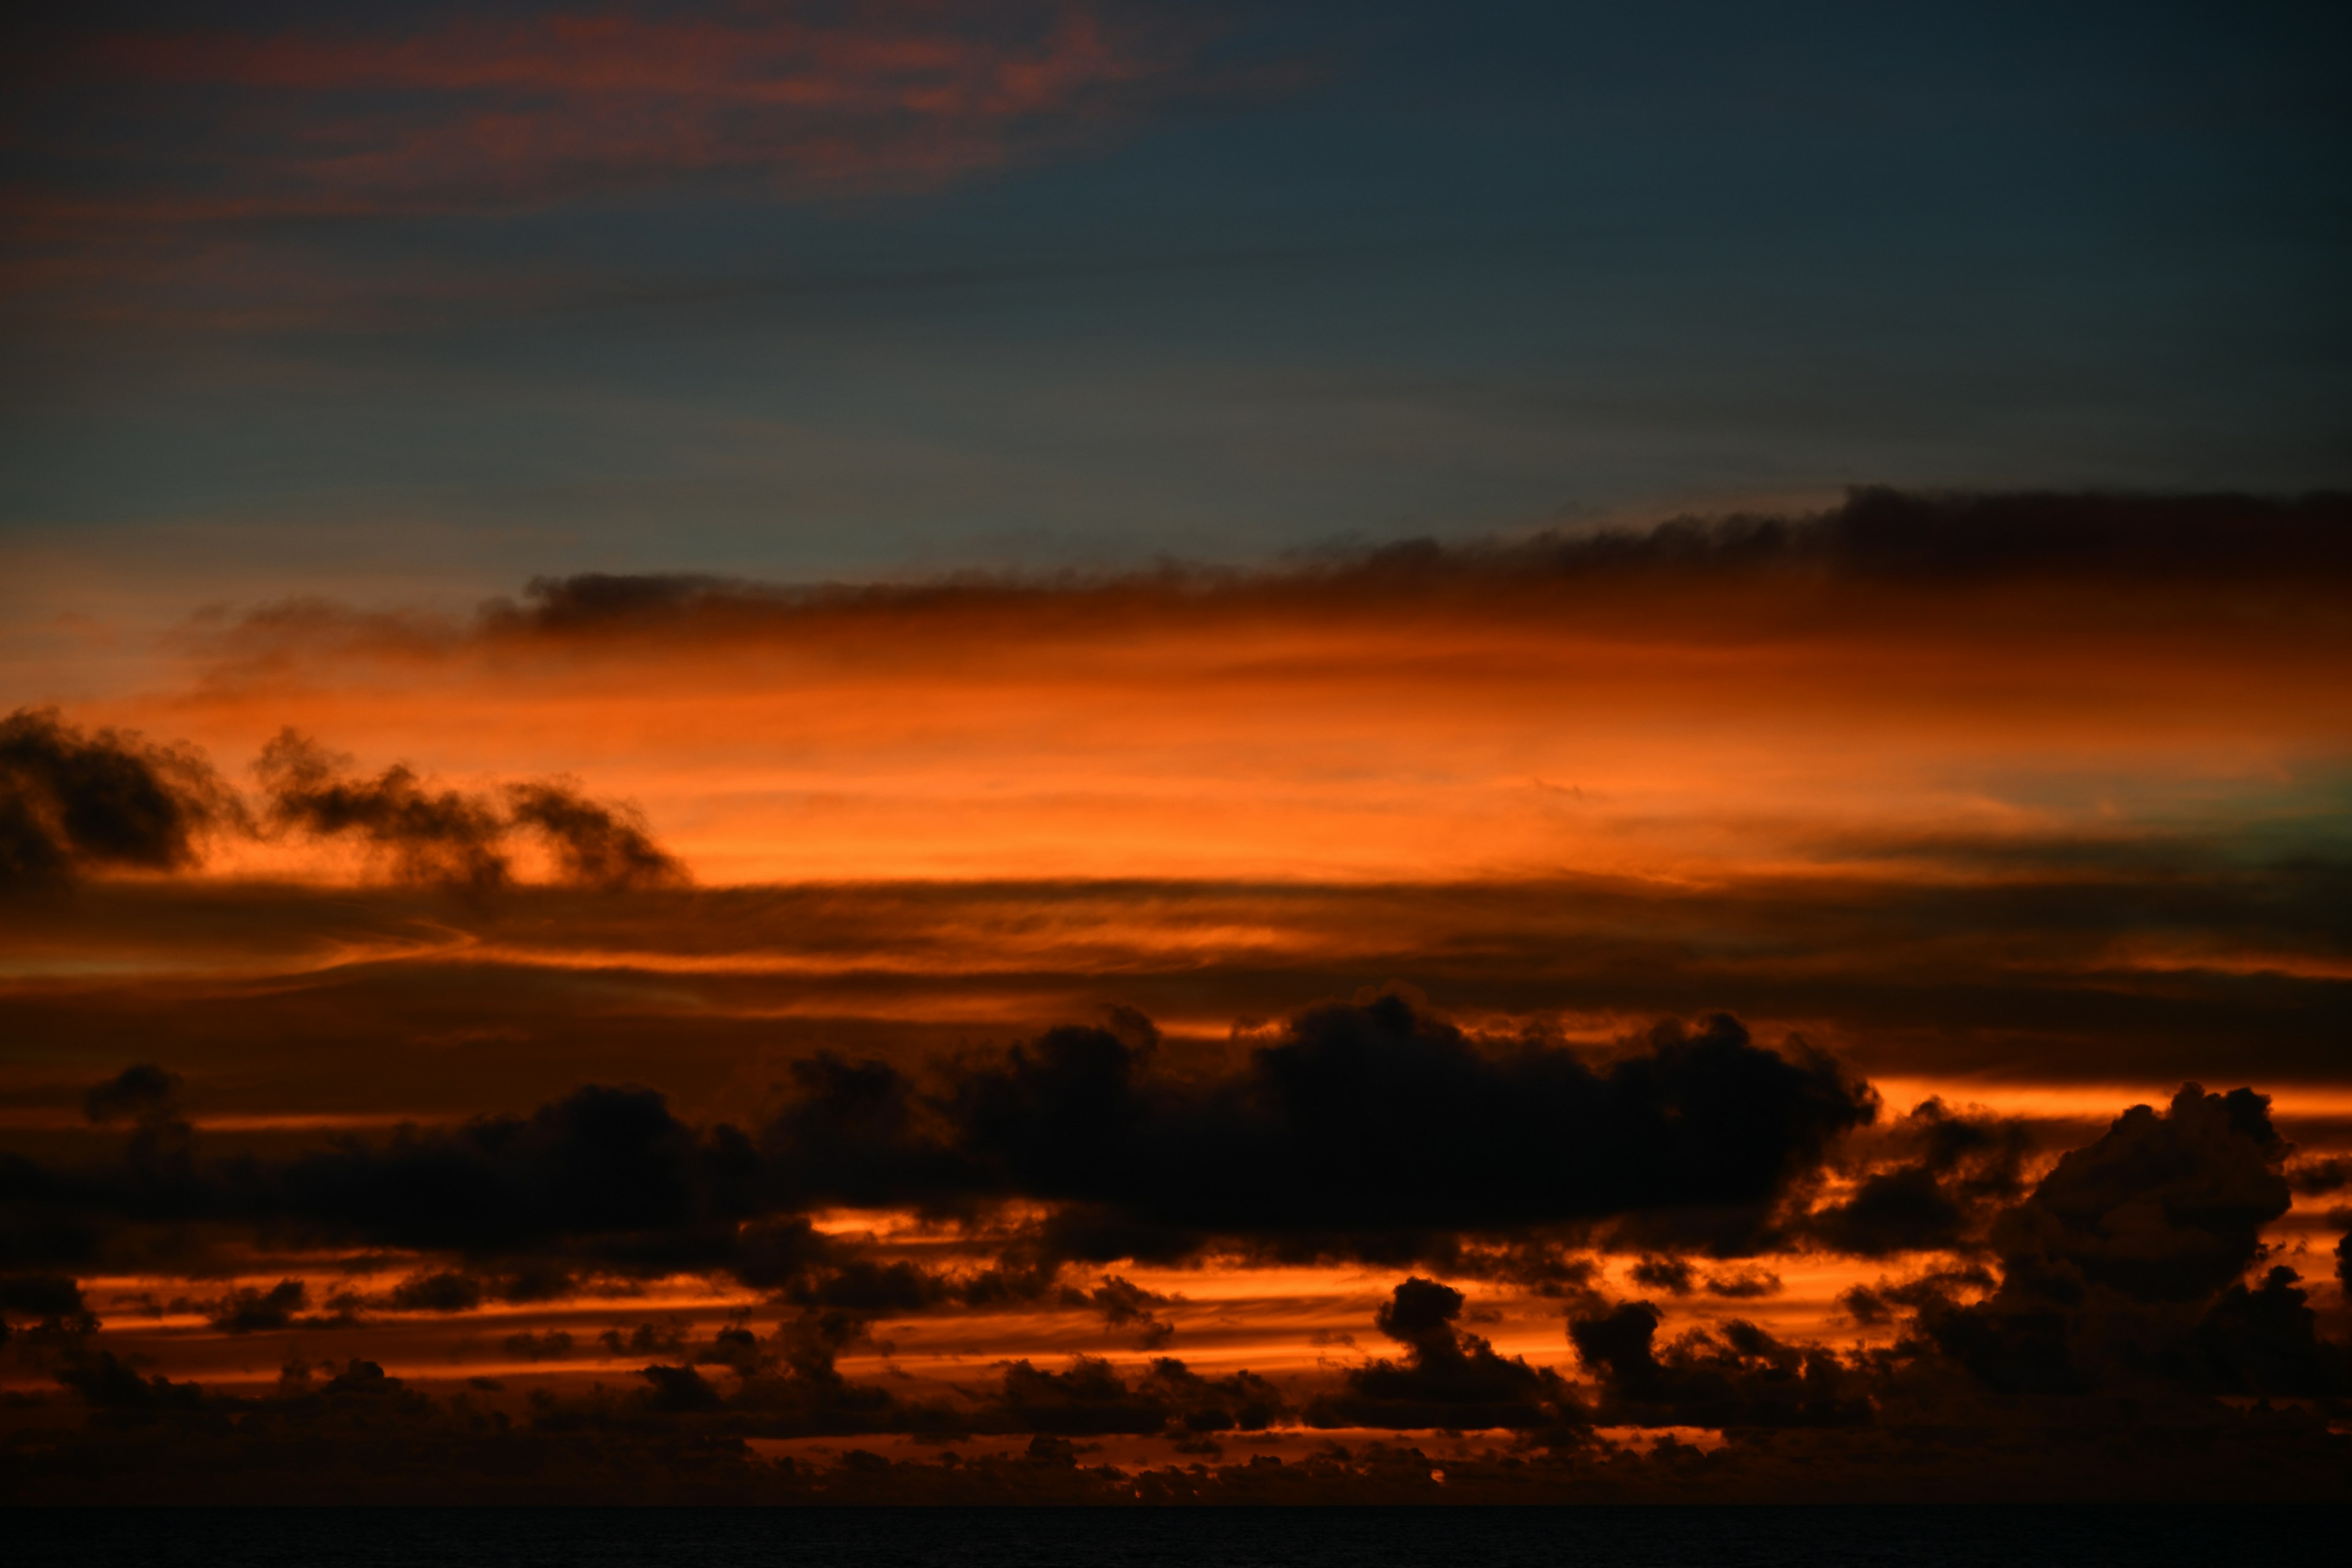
3;2;2350;1503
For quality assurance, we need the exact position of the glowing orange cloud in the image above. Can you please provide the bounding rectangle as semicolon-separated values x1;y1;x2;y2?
118;541;2352;888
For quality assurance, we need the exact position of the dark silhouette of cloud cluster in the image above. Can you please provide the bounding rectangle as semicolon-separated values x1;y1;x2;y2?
1802;1097;2031;1257
1305;1277;1574;1431
0;997;1877;1294
258;731;684;893
764;1000;1874;1262
1910;1084;2350;1399
9;995;2352;1501
1568;1303;1871;1429
0;710;232;891
1;708;686;895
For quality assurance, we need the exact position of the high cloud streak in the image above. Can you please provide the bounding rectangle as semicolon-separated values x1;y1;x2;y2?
23;4;1183;218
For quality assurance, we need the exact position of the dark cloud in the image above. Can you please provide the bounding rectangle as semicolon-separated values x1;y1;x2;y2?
600;1321;690;1360
971;1355;1173;1436
258;729;684;894
257;732;511;892
0;714;684;897
208;1279;307;1334
1803;1098;2032;1257
1700;1267;1781;1299
769;999;1874;1257
1613;1252;1782;1298
1305;1278;1575;1432
1629;1256;1695;1295
2191;1267;2348;1398
1835;1265;1995;1328
1988;1085;2287;1306
258;1084;760;1271
53;1351;207;1413
0;1272;97;1346
504;782;684;891
0;709;230;891
1567;1302;1871;1429
0;1000;1880;1308
81;1063;183;1128
477;492;2352;647
388;1270;484;1314
1905;1085;2350;1399
1068;1274;1177;1348
2291;1156;2350;1196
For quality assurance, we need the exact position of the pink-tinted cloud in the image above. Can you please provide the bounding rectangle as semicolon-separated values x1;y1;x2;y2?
43;4;1180;216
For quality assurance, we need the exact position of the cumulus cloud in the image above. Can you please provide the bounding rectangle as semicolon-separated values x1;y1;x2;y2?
766;998;1875;1259
258;731;684;893
1908;1085;2349;1399
0;1000;1891;1308
0;709;685;894
1803;1098;2032;1257
0;710;232;891
1567;1302;1872;1429
1305;1277;1574;1431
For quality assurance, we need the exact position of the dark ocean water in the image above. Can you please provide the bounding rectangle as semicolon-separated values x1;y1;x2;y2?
8;1507;2340;1568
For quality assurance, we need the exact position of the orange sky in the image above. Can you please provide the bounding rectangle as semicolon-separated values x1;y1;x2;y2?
5;513;2350;1488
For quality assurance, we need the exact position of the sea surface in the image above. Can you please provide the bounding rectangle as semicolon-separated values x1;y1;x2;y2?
9;1506;2341;1568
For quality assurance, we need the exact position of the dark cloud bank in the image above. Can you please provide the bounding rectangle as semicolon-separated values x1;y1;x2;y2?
474;488;2352;636
5;995;2350;1501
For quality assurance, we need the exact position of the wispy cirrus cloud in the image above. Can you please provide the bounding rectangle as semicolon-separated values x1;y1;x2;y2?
24;3;1191;219
2;3;1231;326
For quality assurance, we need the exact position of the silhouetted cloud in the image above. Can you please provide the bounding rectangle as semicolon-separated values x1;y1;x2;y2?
0;710;230;891
1803;1098;2031;1257
1567;1301;1872;1428
1068;1274;1177;1348
208;1279;307;1334
1306;1277;1574;1431
81;1063;183;1128
388;1270;484;1314
766;998;1875;1259
0;1273;96;1346
504;782;683;891
463;491;2352;647
1911;1086;2348;1398
258;732;684;894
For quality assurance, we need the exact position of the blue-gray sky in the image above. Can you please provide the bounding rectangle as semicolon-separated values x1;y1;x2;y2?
4;1;2346;595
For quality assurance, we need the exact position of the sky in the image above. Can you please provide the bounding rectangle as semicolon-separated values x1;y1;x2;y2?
2;1;2350;1504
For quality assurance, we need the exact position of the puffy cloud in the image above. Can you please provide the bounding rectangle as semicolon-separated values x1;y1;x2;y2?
258;732;683;893
1803;1098;2032;1257
388;1270;485;1314
768;999;1874;1258
1908;1085;2349;1398
208;1279;308;1334
0;1273;97;1347
1305;1277;1575;1431
0;709;231;891
1567;1303;1871;1429
1988;1085;2288;1306
1068;1275;1177;1348
0;1000;1880;1308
